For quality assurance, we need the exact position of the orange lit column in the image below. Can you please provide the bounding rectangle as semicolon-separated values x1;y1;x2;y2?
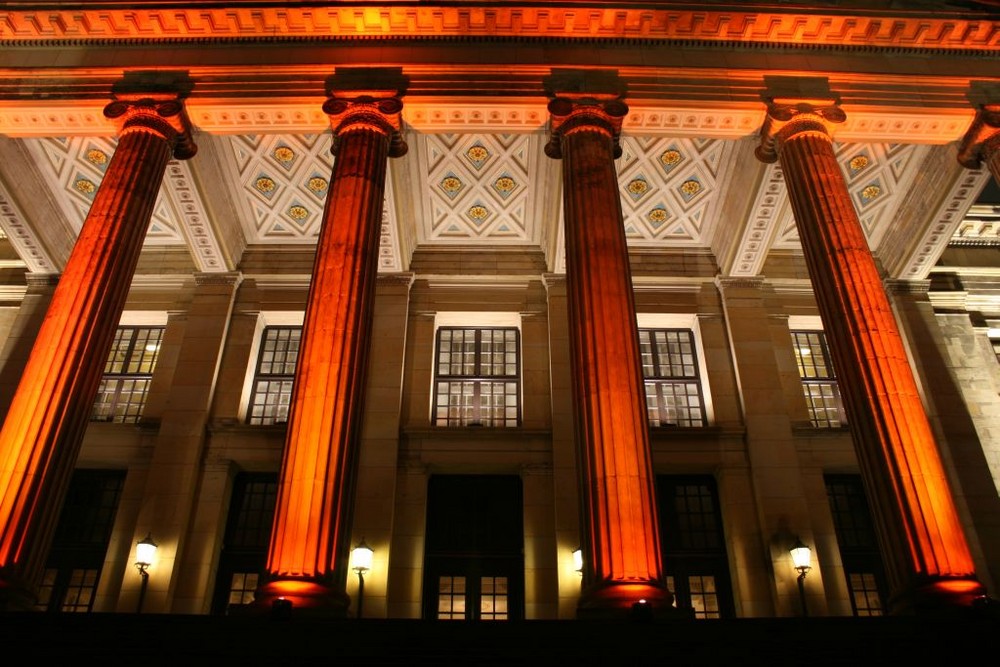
958;105;1000;186
545;96;671;617
757;99;987;614
0;97;195;608
256;94;406;615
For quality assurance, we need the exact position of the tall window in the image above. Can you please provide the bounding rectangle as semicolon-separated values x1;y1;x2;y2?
247;326;301;425
91;326;163;423
432;327;520;427
640;329;706;427
212;473;278;614
35;470;125;613
656;475;734;619
791;330;846;428
825;474;887;616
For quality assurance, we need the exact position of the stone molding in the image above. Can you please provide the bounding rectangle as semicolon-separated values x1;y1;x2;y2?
2;6;997;52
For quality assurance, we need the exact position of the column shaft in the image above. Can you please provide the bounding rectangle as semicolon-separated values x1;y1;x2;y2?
771;114;985;612
547;97;669;616
0;98;193;606
258;95;405;614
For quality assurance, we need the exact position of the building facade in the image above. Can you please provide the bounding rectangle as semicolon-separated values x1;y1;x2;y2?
0;1;999;621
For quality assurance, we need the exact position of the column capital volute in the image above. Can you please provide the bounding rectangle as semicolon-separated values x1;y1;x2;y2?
103;95;197;160
755;98;846;164
957;104;1000;169
544;95;629;160
322;92;408;158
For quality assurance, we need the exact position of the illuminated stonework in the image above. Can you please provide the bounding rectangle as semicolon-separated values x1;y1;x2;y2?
288;205;308;220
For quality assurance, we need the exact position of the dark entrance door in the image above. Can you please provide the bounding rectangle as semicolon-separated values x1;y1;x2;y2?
422;475;524;621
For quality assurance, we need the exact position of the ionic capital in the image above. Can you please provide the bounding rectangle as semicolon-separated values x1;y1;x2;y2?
103;96;197;160
755;99;846;163
544;95;629;160
957;104;1000;169
322;93;408;158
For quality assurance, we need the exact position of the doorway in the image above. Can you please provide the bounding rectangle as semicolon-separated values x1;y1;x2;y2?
422;475;524;621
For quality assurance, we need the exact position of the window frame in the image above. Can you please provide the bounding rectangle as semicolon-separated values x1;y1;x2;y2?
790;329;848;428
824;474;888;616
246;325;302;426
90;325;164;424
639;327;708;428
431;326;521;428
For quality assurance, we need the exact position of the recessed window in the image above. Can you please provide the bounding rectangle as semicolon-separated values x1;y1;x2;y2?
35;470;125;612
432;327;520;427
791;330;846;428
90;326;163;423
211;473;278;615
639;328;706;427
657;475;734;619
825;474;887;616
247;326;301;425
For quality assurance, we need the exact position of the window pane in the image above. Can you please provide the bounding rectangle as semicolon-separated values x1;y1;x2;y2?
432;327;520;427
791;330;847;428
248;327;301;425
437;576;467;620
641;329;706;427
91;326;163;424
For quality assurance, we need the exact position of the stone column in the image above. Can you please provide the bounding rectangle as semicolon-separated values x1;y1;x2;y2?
958;104;1000;184
0;96;194;608
0;273;59;418
256;93;406;615
545;96;670;617
757;99;986;613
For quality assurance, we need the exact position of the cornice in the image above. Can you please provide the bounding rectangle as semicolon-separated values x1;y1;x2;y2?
1;6;997;52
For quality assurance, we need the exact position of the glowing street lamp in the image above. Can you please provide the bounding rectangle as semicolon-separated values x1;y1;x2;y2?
790;538;812;617
134;533;158;614
351;539;374;619
572;548;583;575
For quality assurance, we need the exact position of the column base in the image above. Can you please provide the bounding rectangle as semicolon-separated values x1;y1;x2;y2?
247;578;351;620
577;582;690;621
889;577;993;617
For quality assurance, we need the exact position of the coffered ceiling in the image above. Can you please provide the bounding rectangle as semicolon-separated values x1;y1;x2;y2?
0;104;993;284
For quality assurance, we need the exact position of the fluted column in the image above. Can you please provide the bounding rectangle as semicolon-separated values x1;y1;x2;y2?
0;96;195;608
757;99;987;614
958;104;1000;183
256;93;406;615
545;96;670;617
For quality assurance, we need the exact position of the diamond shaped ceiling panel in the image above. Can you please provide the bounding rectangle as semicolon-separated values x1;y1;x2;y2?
774;142;927;249
421;133;535;243
616;136;723;246
22;136;185;245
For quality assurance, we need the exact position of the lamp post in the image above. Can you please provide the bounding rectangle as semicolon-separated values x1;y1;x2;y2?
351;539;373;619
790;538;812;617
134;533;157;614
